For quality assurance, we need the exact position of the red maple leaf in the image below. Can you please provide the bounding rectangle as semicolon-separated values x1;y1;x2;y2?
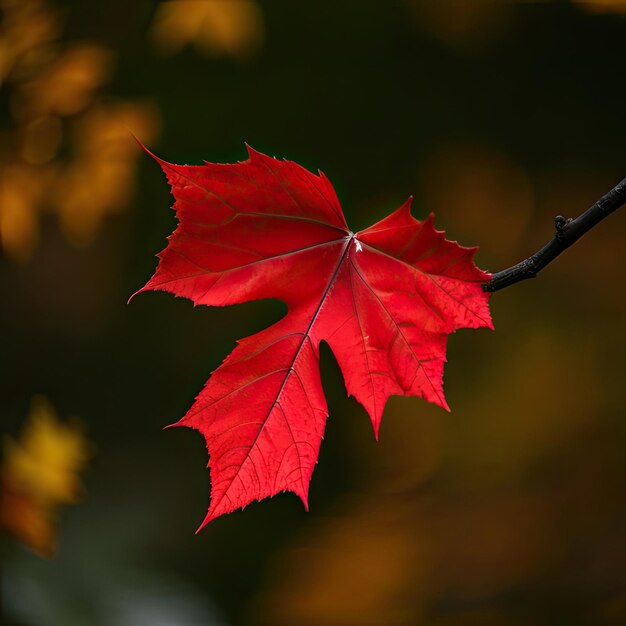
135;146;493;528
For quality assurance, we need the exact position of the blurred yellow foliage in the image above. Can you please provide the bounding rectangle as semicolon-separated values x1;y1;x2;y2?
54;101;160;247
150;0;264;60
0;161;54;261
0;0;160;262
0;0;59;85
1;396;91;557
12;43;113;120
20;114;63;164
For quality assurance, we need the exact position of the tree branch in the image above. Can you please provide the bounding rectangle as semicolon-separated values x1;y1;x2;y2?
483;176;626;293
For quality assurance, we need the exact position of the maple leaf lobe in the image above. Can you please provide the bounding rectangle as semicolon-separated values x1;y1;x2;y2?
137;146;492;527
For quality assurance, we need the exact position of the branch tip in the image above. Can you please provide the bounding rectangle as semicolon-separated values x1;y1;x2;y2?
483;176;626;293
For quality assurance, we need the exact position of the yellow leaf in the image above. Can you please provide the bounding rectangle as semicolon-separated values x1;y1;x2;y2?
1;396;91;557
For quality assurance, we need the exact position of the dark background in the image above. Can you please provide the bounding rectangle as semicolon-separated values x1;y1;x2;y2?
2;1;626;624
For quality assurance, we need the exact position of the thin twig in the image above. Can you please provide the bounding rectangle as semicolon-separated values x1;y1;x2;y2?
483;176;626;293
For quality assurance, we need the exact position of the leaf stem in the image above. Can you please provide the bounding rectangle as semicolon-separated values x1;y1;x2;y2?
483;176;626;293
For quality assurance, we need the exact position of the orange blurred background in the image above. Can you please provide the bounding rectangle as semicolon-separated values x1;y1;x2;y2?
1;1;626;625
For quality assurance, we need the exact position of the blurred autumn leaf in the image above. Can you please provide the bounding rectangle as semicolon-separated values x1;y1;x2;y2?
1;396;91;557
0;0;160;262
150;0;264;61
